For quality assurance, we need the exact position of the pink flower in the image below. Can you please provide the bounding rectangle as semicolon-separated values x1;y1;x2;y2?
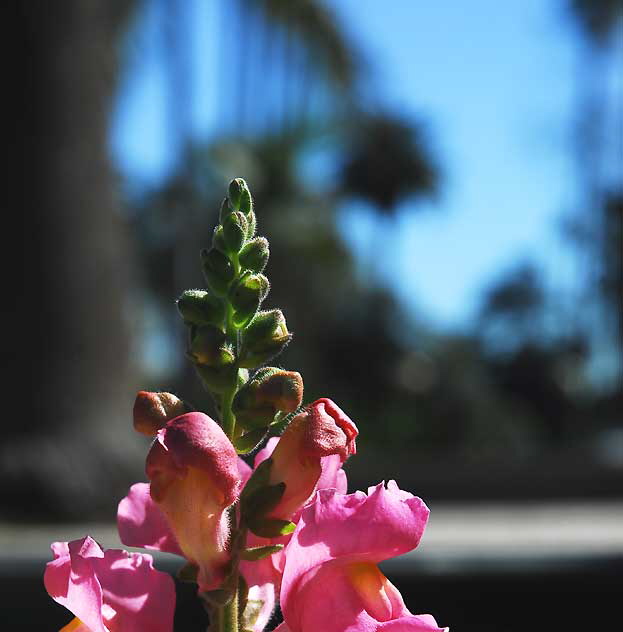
44;536;175;632
117;401;357;631
277;482;448;632
265;398;357;521
142;411;241;591
239;412;355;632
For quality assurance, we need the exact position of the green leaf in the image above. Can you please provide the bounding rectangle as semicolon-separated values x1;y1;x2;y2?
240;544;284;561
234;428;268;454
239;457;273;503
241;482;286;521
247;518;296;538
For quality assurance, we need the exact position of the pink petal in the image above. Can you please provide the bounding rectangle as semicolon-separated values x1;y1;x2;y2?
281;483;429;630
149;412;241;506
254;436;279;468
44;536;175;632
316;454;348;494
283;560;399;632
283;483;428;589
266;399;359;520
378;615;448;631
117;483;182;556
238;457;253;485
93;548;176;632
145;412;242;591
302;399;358;460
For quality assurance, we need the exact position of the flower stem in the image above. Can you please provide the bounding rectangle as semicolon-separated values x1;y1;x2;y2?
221;387;236;439
218;586;239;632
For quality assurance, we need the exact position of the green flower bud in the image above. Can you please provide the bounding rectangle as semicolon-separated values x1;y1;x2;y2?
254;368;303;413
212;225;228;254
240;309;292;368
222;211;248;253
177;289;225;326
188;325;232;366
239;237;269;273
237;368;250;388
232;367;303;430
245;209;256;239
195;363;238;394
239;185;253;214
228;178;249;211
218;197;232;224
201;248;234;296
229;272;269;328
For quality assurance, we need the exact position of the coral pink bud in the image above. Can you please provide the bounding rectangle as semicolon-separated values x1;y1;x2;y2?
133;391;186;436
145;412;241;590
267;398;358;520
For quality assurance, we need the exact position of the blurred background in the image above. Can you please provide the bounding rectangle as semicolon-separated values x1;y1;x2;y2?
4;0;622;630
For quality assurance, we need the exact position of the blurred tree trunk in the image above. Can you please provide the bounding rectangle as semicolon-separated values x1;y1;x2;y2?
4;0;141;520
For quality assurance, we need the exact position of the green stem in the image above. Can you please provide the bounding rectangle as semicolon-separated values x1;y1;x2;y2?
208;593;238;632
221;387;236;439
215;253;242;632
215;588;238;632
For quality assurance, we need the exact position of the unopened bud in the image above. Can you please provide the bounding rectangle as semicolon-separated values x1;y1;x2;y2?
212;225;228;254
239;237;269;273
229;273;269;328
245;209;256;239
240;309;291;368
177;289;225;326
239;185;253;215
133;391;186;436
222;211;248;253
263;399;358;521
188;325;232;366
195;363;238;394
228;178;248;211
218;198;231;224
201;248;235;296
255;368;303;413
233;367;303;430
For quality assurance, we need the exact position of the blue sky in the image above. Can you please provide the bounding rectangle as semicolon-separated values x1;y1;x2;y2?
111;0;614;331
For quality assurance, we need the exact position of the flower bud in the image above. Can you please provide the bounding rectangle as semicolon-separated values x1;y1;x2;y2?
133;391;187;436
233;368;303;430
240;184;253;213
255;368;303;413
240;309;291;368
177;289;225;327
263;398;358;521
229;272;269;328
201;248;235;296
222;211;248;253
218;197;231;223
188;325;233;366
196;363;238;394
228;178;248;211
212;225;228;254
146;412;242;591
239;237;269;273
245;209;256;238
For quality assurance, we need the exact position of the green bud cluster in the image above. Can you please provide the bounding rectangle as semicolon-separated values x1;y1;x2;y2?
177;178;299;452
